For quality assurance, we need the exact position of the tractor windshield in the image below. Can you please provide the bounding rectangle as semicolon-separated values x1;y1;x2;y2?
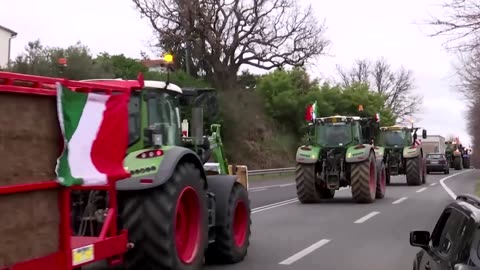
378;131;405;146
316;122;353;146
146;89;182;146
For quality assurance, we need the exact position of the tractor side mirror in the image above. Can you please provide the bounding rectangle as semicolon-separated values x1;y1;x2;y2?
422;129;427;139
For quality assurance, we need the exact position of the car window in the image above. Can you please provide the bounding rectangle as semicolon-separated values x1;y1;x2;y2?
431;209;469;256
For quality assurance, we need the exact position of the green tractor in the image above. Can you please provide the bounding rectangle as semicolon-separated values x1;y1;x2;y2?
295;115;387;204
77;77;251;269
445;140;470;170
376;125;427;186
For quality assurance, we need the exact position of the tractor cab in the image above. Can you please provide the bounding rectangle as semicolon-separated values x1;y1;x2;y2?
378;125;410;148
313;115;365;147
81;79;184;153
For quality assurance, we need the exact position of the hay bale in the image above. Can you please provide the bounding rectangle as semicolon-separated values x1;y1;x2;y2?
0;92;61;266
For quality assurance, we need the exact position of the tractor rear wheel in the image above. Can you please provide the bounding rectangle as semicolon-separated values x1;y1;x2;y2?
351;151;377;203
120;162;208;270
295;163;320;203
205;183;251;264
464;157;470;169
454;156;463;170
406;156;422;186
376;162;386;199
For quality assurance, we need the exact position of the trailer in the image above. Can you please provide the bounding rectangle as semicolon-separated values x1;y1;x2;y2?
422;135;446;156
0;70;251;269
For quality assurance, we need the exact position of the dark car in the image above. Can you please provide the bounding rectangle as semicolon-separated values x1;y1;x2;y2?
410;194;480;270
426;153;450;174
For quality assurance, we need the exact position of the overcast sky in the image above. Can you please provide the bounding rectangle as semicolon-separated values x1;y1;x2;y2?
1;0;472;146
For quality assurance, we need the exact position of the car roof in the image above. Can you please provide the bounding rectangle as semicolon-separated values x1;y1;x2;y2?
449;195;480;223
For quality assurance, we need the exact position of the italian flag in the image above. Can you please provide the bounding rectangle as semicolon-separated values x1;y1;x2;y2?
305;101;318;122
55;82;131;186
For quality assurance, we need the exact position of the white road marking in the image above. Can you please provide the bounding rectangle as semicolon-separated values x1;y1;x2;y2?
439;170;472;199
252;198;298;213
392;197;408;205
280;183;295;187
251;186;350;214
416;187;427;193
251;188;267;192
279;239;331;265
430;183;437;186
248;182;294;191
354;211;380;224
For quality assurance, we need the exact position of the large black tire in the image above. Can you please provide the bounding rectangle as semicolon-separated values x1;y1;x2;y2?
295;163;320;203
464;157;471;169
421;158;427;184
376;162;386;199
386;168;391;185
120;162;208;270
350;151;377;203
454;156;463;170
406;156;422;186
205;183;251;264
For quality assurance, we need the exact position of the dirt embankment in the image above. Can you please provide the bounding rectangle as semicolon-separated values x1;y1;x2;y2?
218;89;297;170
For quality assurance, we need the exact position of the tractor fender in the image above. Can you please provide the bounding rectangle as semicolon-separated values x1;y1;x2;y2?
296;145;321;164
206;174;239;226
116;146;207;191
345;144;375;163
403;146;422;159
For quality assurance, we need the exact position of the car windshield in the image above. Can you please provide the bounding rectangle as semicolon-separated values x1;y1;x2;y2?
378;131;405;146
316;122;353;146
427;154;443;159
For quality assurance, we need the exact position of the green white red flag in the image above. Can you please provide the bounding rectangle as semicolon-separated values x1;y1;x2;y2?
55;82;130;186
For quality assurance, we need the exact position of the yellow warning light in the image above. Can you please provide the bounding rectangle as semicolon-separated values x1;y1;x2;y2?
163;53;173;63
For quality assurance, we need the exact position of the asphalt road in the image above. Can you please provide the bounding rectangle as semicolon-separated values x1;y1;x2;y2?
207;169;479;270
86;169;478;270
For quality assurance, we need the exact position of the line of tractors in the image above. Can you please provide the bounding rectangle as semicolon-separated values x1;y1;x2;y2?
445;139;471;170
295;112;431;204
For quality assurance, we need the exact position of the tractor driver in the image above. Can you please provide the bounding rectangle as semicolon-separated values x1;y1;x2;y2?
327;125;349;145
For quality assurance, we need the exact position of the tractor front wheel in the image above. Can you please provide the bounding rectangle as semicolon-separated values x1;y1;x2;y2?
120;162;208;270
376;162;386;199
350;151;377;203
406;156;422;186
205;183;251;264
295;163;320;203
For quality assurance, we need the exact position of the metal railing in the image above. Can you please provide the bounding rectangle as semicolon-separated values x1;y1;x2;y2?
248;167;295;176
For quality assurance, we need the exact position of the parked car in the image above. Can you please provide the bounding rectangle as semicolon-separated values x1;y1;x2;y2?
426;153;450;174
410;194;480;270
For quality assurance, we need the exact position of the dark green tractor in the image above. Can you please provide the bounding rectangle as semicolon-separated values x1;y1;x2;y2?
295;115;387;204
376;125;427;186
445;141;470;170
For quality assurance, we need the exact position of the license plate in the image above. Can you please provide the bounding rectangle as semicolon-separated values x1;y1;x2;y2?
431;161;438;164
73;244;94;266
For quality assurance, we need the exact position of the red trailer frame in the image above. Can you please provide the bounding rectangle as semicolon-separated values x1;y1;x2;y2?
0;72;144;270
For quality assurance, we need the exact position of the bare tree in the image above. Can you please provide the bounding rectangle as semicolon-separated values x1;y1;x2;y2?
428;0;480;52
336;58;422;122
336;59;370;88
132;0;329;89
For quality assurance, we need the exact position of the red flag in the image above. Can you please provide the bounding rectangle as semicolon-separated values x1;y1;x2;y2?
305;104;313;121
